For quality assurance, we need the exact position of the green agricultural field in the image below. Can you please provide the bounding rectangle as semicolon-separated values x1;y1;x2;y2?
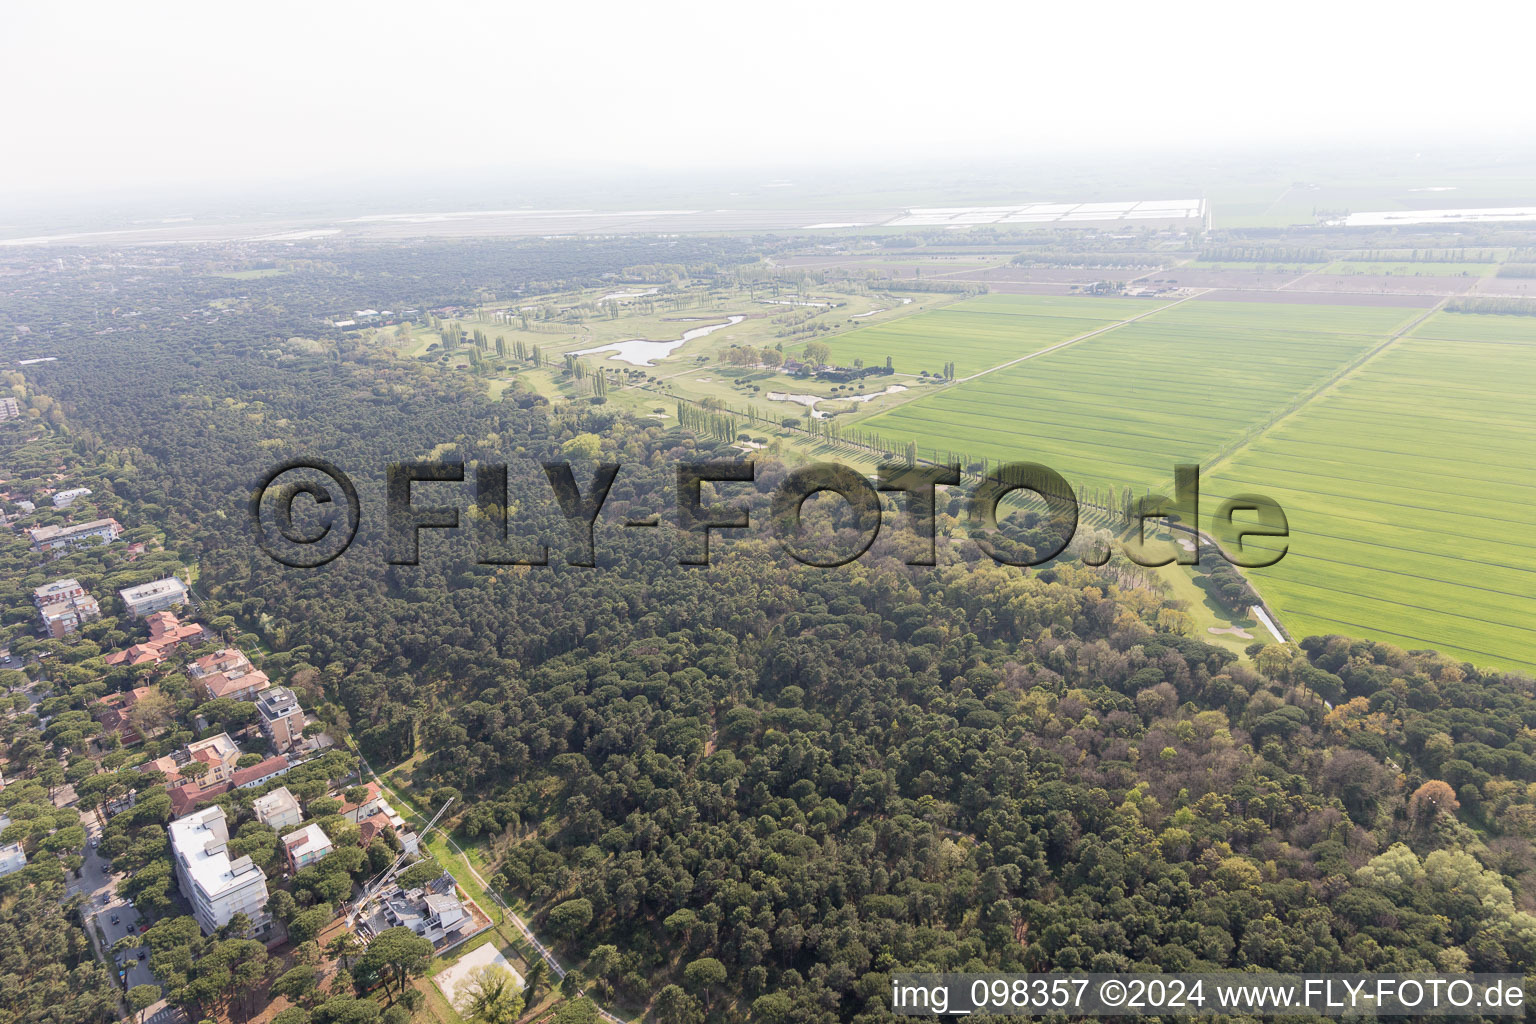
817;293;1150;378
1140;299;1417;336
1413;309;1536;343
849;297;1536;669
1206;320;1536;671
853;300;1401;490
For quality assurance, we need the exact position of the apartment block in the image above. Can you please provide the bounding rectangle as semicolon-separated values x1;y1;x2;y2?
118;576;190;617
38;593;101;638
27;518;122;552
188;648;271;701
252;786;302;830
105;611;207;667
255;686;306;753
168;806;270;936
33;578;86;607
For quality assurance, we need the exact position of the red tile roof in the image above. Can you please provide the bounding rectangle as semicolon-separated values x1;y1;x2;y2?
338;781;383;818
104;613;207;667
94;687;155;744
169;781;231;817
358;811;395;847
199;668;271;699
231;755;290;789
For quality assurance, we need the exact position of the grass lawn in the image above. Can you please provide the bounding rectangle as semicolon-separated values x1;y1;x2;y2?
1154;559;1262;658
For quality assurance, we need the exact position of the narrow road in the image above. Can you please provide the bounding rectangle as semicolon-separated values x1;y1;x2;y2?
67;810;182;1023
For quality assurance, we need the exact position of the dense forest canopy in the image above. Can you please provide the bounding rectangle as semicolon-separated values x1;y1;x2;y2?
5;237;1536;1023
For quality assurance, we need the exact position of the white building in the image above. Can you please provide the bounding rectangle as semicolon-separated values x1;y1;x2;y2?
52;488;93;508
252;786;302;830
366;877;471;949
28;517;121;553
283;823;334;871
33;578;86;607
168;806;270;936
0;841;25;877
39;594;101;638
119;577;190;617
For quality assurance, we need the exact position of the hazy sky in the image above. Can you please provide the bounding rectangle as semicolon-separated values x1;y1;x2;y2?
5;0;1534;197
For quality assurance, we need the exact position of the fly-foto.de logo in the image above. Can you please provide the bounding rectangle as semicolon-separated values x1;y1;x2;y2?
250;458;1288;570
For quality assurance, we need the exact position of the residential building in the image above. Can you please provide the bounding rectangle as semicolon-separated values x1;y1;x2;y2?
363;874;475;950
33;578;86;607
186;732;242;785
232;754;291;790
94;686;162;746
283;823;334;871
340;782;405;828
27;518;122;553
146;750;190;783
168;806;270;936
188;648;270;701
118;577;190;617
144;732;241;791
358;810;419;856
104;790;138;817
0;397;19;420
255;686;306;752
51;487;92;508
252;786;302;830
38;593;101;638
0;841;25;877
104;611;207;667
343;782;418;855
170;781;231;817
